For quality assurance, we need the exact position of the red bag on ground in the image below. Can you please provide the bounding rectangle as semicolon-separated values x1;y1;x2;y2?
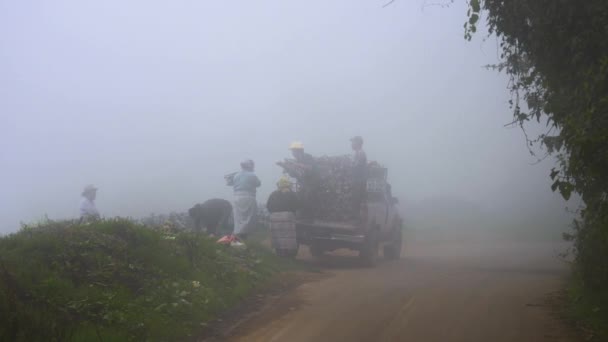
217;234;236;244
217;234;245;247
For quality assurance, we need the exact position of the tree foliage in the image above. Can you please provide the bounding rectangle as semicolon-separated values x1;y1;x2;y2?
465;0;608;290
466;0;608;291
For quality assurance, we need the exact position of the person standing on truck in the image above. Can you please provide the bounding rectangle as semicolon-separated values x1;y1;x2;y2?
230;159;261;241
267;176;299;257
288;141;318;219
289;141;314;170
351;136;368;217
80;184;100;223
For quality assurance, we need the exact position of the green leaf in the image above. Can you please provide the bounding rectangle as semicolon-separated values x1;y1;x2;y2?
558;183;572;201
551;180;560;192
470;0;480;12
550;168;560;180
469;13;479;25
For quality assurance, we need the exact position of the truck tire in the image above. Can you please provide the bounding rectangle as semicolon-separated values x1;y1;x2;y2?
275;248;298;259
384;227;402;260
287;249;299;258
359;230;379;267
310;245;324;258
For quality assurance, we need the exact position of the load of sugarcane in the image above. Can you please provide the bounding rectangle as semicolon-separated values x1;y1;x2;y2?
277;155;360;220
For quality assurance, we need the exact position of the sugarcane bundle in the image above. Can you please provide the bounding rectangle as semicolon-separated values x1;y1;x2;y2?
277;155;360;220
276;159;306;179
224;172;237;186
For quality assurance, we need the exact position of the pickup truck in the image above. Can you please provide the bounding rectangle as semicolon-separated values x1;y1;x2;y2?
282;159;403;266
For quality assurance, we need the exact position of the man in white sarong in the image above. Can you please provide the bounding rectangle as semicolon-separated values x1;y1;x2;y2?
230;160;261;241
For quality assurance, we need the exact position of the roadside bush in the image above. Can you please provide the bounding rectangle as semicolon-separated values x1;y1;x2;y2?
465;0;608;331
0;218;281;341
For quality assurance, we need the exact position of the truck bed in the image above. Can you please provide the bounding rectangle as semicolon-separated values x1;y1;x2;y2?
297;219;359;230
295;219;366;246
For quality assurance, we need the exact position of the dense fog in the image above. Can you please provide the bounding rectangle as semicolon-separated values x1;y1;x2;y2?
0;0;574;234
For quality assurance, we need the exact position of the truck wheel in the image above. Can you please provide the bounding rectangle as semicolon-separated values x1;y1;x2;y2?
285;245;299;259
276;247;299;259
359;230;379;267
384;227;402;260
310;245;324;258
286;249;298;259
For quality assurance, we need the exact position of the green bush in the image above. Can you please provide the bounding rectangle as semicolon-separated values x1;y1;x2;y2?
0;219;283;341
465;0;608;332
567;271;608;341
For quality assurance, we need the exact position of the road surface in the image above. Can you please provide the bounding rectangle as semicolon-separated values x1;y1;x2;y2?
224;238;577;342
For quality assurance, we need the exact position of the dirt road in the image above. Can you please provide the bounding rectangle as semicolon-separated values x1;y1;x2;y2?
226;239;577;342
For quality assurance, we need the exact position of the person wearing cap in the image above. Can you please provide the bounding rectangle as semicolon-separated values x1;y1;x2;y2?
230;159;261;239
80;184;100;222
351;136;367;178
266;176;299;257
267;176;299;214
351;136;368;217
289;141;314;170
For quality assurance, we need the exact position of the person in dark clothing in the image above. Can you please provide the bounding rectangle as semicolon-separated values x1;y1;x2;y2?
351;136;368;217
267;177;299;213
188;198;232;236
351;136;367;181
288;141;316;178
290;144;315;170
287;141;318;218
267;177;299;257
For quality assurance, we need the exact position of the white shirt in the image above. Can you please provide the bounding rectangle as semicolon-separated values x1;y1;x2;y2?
80;197;99;219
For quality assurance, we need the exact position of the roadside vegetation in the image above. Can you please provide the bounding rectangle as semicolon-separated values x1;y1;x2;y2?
465;0;608;337
566;274;608;341
0;218;290;341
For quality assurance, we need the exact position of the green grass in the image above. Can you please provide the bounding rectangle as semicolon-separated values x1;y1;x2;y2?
0;219;292;341
565;273;608;341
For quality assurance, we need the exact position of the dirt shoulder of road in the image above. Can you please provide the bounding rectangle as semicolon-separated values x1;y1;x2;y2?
197;268;326;342
216;240;583;342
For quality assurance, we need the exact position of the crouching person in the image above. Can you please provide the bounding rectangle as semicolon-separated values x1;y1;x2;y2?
267;177;299;258
189;199;232;236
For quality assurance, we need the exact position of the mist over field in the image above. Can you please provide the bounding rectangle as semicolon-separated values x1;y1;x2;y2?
0;0;574;235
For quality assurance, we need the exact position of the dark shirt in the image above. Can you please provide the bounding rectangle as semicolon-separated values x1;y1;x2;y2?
295;152;318;184
267;190;299;213
295;152;315;166
189;199;232;231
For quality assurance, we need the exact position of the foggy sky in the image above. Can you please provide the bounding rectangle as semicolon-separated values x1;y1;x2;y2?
0;0;573;233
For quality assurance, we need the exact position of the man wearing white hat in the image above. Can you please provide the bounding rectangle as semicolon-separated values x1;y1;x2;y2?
288;141;314;168
80;184;100;222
